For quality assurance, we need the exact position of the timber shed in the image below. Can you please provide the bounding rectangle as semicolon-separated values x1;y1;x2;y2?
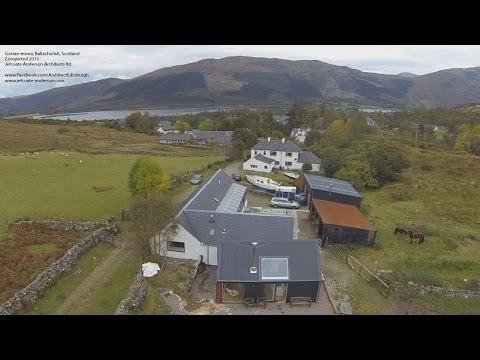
312;199;376;246
295;174;362;211
215;239;322;304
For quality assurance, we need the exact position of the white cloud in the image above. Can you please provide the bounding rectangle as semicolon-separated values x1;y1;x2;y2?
1;45;479;97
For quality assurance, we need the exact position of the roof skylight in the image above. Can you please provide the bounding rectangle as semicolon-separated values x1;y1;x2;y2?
260;257;289;280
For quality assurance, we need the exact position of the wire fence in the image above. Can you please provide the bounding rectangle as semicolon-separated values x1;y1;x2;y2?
325;240;391;297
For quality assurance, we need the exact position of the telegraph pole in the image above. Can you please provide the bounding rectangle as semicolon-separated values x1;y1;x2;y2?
415;124;418;147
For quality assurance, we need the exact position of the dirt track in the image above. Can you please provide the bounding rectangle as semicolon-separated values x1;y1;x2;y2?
54;240;132;314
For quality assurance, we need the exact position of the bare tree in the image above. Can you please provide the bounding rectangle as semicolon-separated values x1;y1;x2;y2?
130;191;176;264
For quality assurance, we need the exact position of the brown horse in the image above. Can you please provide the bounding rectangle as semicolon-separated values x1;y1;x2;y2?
394;227;408;235
408;230;425;244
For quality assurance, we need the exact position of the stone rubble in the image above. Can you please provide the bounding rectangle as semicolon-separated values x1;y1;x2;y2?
324;276;353;315
392;281;480;299
0;220;118;315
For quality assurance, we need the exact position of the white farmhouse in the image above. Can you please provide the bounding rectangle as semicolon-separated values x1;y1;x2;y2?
156;120;176;134
243;137;321;173
291;128;311;143
152;170;295;265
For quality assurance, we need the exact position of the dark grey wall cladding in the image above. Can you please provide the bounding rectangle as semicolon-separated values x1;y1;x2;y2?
324;224;370;244
243;281;320;302
307;183;362;209
286;281;320;302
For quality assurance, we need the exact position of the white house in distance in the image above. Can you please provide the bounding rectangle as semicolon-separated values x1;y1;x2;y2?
291;128;311;143
243;137;322;173
156;120;176;134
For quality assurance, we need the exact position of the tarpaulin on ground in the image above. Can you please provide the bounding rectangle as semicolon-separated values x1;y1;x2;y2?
142;262;160;277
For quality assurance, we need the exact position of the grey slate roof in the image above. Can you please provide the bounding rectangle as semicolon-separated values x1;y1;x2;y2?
254;154;276;164
217;239;321;282
252;139;301;152
159;133;188;141
176;169;295;247
177;210;294;246
189;130;233;145
161;125;175;132
298;151;321;165
304;174;361;198
179;170;237;212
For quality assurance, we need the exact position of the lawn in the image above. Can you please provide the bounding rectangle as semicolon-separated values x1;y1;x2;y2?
342;142;480;313
0;152;221;234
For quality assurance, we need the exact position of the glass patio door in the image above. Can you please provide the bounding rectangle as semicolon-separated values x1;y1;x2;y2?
274;283;287;302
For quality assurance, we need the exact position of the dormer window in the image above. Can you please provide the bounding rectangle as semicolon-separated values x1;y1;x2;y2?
271;151;277;156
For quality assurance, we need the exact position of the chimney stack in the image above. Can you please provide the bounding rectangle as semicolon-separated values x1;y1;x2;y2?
282;138;285;143
267;137;271;142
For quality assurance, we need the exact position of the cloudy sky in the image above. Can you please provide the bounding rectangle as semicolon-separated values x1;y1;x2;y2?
2;45;480;98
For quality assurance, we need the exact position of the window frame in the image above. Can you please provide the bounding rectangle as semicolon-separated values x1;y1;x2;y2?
167;241;186;253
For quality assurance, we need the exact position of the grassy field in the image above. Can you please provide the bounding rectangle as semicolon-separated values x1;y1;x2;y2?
0;151;221;234
0;224;93;303
0;120;222;157
21;180;208;314
342;141;480;313
0;119;224;314
20;242;114;314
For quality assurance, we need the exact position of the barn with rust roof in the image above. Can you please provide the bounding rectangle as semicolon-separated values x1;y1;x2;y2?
295;174;376;245
313;199;376;246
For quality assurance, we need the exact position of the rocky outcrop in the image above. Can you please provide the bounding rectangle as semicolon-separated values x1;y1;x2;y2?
0;220;118;315
115;273;147;315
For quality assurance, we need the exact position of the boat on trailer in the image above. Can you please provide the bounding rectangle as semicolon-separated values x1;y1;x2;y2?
283;171;299;179
246;175;297;200
246;175;282;191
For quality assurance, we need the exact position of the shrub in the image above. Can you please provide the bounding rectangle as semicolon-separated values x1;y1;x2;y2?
128;157;170;197
389;187;414;201
420;163;434;171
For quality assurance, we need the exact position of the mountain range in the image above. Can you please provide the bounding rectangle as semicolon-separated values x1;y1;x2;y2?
1;56;480;116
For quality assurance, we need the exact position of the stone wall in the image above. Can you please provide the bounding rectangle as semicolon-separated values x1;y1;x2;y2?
0;221;118;315
114;272;147;315
9;220;105;232
392;281;480;299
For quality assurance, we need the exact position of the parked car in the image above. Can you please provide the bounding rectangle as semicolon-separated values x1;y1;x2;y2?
190;174;203;185
294;193;307;206
270;197;300;209
232;174;241;182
